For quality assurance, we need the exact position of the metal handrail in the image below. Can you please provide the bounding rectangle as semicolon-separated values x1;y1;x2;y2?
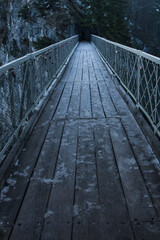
0;35;79;161
92;34;160;137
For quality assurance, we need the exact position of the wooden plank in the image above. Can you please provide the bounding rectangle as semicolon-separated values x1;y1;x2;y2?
105;77;132;116
132;221;160;240
88;44;105;118
80;81;92;118
90;49;106;81
54;82;74;119
88;67;97;84
90;82;105;118
0;80;65;226
36;82;65;126
72;120;102;240
108;117;158;222
67;83;81;119
0;124;50;227
67;49;82;119
67;50;83;118
61;50;77;80
79;49;92;119
98;81;118;117
121;114;160;216
98;65;111;79
9;121;64;240
74;51;83;83
73;219;106;240
0;227;12;240
40;120;78;240
50;46;80;118
94;120;135;239
88;54;99;83
62;61;78;83
66;52;79;83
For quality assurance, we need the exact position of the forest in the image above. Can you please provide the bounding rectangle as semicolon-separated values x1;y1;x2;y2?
78;0;160;56
0;0;160;64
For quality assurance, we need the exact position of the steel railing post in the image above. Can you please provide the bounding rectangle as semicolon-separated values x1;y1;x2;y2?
154;65;158;133
115;45;117;73
0;35;78;160
136;54;141;108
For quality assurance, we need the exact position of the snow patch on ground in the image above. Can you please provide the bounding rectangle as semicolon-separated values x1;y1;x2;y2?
55;163;69;179
151;158;160;171
39;120;49;127
15;159;20;166
0;174;18;202
86;201;101;211
0;186;10;201
73;204;79;217
144;169;155;174
97;150;103;158
6;178;17;187
126;158;136;165
31;177;54;184
44;210;54;218
85;183;97;193
14;166;30;177
31;163;70;186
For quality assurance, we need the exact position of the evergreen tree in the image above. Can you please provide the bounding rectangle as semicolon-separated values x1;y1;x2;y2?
80;0;131;45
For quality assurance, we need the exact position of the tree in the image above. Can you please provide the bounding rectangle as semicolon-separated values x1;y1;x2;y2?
80;0;131;45
33;0;60;16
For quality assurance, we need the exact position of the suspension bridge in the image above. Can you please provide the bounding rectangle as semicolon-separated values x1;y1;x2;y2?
0;35;160;239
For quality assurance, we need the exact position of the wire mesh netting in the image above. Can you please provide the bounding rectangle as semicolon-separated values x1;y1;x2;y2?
0;35;78;161
92;35;160;137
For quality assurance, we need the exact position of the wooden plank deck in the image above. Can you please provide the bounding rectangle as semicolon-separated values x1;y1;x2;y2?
0;42;160;240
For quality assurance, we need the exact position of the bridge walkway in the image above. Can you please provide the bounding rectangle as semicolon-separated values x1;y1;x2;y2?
0;42;160;240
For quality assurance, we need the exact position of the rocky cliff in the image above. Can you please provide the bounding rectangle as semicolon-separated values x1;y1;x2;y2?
0;0;81;65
